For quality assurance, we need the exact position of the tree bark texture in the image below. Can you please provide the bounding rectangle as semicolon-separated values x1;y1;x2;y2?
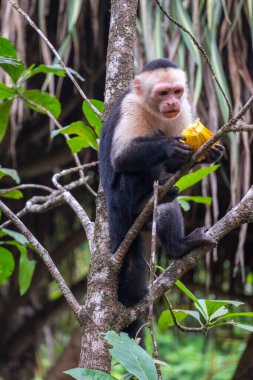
78;0;138;371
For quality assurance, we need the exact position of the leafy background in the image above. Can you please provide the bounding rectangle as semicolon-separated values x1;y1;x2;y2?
0;1;252;379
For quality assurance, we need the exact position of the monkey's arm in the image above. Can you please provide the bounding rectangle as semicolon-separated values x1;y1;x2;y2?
112;136;193;173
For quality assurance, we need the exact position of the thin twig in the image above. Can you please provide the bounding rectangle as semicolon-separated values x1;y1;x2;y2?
52;172;94;247
148;181;162;379
164;295;207;334
0;183;54;194
155;0;232;118
230;124;253;132
0;199;81;319
0;175;94;229
8;0;102;119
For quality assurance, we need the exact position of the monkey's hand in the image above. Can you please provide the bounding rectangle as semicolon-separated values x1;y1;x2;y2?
200;144;225;164
164;136;193;172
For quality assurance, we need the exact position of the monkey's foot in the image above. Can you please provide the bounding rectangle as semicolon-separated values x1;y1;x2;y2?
169;227;216;259
186;227;216;247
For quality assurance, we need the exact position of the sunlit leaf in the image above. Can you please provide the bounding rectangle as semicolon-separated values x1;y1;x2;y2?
82;99;104;136
0;189;23;199
0;57;25;82
0;100;12;142
18;250;36;295
178;195;212;205
176;165;220;192
0;247;15;284
23;89;61;118
0;83;16;100
158;310;188;332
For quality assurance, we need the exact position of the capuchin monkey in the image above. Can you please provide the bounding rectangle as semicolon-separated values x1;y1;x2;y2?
99;58;223;342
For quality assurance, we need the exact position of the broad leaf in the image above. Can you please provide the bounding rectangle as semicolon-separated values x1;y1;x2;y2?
18;251;36;295
104;331;158;380
178;199;190;211
2;228;28;245
0;57;25;82
52;121;98;151
158;310;188;332
0;247;15;284
215;312;253;322
176;165;220;192
0;167;20;184
82;99;104;136
178;195;212;205
227;322;253;332
21;64;85;81
64;368;117;380
0;100;12;142
0;83;16;100
0;37;17;58
23;89;61;118
0;189;23;199
209;306;229;321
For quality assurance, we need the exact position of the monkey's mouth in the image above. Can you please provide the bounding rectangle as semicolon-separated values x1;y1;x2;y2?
163;110;180;118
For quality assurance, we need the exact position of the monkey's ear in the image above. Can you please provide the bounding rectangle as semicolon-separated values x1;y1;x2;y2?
133;78;142;95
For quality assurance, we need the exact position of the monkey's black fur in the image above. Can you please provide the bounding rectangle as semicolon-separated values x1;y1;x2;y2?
99;59;217;342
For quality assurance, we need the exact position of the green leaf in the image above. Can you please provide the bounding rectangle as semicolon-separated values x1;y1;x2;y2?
64;368;117;380
178;199;190;211
25;64;66;78
195;299;209;321
52;121;98;151
67;136;91;155
209;306;229;321
158;310;188;332
176;309;202;324
228;322;253;332
2;228;28;245
0;189;23;199
176;165;220;192
0;167;20;184
104;331;158;380
215;312;253;322
175;280;199;305
82;99;104;136
0;37;17;57
178;195;212;205
23;89;61;118
205;300;230;318
0;57;25;82
0;100;12;142
0;247;15;284
18;250;36;295
0;82;16;100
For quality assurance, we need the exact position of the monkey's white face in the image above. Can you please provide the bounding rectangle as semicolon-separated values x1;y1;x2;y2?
151;81;184;118
133;68;186;119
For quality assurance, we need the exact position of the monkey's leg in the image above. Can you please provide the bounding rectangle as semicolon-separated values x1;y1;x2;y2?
118;237;147;347
156;201;215;259
118;237;147;306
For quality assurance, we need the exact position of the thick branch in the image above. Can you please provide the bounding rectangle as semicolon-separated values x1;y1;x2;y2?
0;200;81;319
132;186;253;317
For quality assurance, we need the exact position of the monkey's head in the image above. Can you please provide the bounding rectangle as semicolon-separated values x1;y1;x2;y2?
133;59;187;119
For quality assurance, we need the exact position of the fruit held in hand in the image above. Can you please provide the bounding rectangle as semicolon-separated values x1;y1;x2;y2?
181;118;217;161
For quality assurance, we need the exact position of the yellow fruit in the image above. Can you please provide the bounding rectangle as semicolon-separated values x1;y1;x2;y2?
181;118;217;162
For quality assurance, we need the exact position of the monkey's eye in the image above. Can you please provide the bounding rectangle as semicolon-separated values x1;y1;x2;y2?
174;89;182;95
159;91;168;96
